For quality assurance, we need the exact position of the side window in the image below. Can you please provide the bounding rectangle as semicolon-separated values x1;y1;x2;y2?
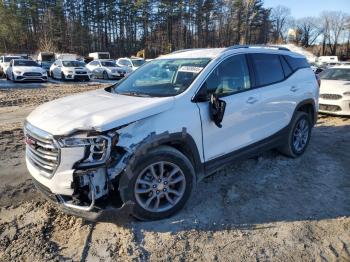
284;55;309;71
280;56;293;77
250;54;284;86
205;54;251;96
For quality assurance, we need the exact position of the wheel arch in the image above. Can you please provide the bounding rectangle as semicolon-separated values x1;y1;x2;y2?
117;129;204;186
294;99;317;126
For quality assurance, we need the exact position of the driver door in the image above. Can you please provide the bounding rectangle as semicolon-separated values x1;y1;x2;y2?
196;54;263;162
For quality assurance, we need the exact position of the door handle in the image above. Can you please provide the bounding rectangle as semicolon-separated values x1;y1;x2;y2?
290;86;299;92
246;97;258;104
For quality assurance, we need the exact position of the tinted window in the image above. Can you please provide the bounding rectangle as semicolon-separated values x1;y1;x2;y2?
205;54;251;96
250;54;284;86
284;55;309;71
280;56;293;77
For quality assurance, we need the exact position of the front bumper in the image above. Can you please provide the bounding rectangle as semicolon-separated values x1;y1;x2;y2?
33;178;134;222
319;97;350;116
108;72;125;79
64;73;91;81
15;75;48;82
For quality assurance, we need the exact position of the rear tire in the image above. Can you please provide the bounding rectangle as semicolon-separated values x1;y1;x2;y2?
278;111;311;158
120;146;195;221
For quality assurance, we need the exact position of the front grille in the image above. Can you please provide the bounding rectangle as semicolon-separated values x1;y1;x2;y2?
75;71;87;75
24;122;59;177
320;94;342;100
23;72;42;77
319;104;342;112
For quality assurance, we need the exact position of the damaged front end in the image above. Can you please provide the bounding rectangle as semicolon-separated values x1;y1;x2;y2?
24;121;136;221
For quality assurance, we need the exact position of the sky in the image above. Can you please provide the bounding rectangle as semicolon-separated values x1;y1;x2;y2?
263;0;350;18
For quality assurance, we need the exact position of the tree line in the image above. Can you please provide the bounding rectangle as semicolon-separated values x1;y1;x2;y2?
0;0;349;58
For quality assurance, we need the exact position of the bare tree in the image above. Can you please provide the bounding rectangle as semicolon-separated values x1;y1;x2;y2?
270;5;291;43
321;11;349;55
296;17;322;47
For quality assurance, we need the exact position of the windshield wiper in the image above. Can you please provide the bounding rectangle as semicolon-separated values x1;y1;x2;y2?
118;91;151;97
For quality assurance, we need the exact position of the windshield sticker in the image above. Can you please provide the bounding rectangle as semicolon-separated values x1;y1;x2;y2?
178;66;203;73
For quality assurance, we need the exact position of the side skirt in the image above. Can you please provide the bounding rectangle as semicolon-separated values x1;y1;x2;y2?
203;125;289;177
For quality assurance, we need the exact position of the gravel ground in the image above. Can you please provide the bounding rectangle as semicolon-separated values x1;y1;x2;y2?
0;79;350;261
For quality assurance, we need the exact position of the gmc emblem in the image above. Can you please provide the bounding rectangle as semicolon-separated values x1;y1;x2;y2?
25;136;36;146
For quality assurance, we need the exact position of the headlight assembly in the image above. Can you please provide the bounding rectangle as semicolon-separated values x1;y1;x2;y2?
58;136;112;167
14;71;22;74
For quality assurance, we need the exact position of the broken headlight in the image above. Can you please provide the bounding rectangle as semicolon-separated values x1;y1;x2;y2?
58;136;112;167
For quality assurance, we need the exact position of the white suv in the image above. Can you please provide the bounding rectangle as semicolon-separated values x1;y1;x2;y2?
24;46;319;221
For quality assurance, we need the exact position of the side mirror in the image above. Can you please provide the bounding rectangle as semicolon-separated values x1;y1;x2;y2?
209;93;226;128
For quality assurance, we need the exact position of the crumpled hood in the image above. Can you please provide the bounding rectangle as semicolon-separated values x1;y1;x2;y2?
15;66;44;73
320;80;350;95
26;88;175;135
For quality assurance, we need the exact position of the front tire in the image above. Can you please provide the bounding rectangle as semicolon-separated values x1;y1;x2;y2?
61;72;66;81
278;111;312;158
103;71;109;80
120;146;195;220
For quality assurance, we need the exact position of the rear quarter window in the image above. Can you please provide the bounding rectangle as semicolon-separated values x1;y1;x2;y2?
284;55;309;71
250;53;285;86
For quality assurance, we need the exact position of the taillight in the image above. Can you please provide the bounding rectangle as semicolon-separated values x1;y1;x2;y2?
315;74;321;87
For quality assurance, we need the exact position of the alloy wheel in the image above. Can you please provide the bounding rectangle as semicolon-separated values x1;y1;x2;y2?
134;161;186;213
292;118;309;153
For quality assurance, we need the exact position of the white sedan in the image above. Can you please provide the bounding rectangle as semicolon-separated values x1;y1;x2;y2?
319;65;350;116
50;60;91;81
6;59;48;82
86;60;127;80
116;57;145;71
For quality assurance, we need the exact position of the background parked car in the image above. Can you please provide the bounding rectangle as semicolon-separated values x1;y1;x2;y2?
86;59;127;80
0;55;22;77
88;52;110;60
6;59;48;82
116;57;145;71
50;59;91;81
37;52;55;72
319;65;350;116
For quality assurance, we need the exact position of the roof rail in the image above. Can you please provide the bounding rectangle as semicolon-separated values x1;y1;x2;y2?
170;48;209;54
226;45;290;51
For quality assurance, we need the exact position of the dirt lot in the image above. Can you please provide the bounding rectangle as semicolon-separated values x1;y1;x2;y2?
0;79;350;261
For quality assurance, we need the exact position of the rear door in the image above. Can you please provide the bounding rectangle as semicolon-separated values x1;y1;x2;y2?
247;53;293;136
197;54;263;162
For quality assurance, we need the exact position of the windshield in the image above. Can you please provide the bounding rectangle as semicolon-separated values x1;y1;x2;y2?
62;61;86;67
14;60;39;67
99;54;110;59
320;68;350;81
132;59;145;67
4;56;21;62
113;58;210;97
41;54;55;62
101;61;116;67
